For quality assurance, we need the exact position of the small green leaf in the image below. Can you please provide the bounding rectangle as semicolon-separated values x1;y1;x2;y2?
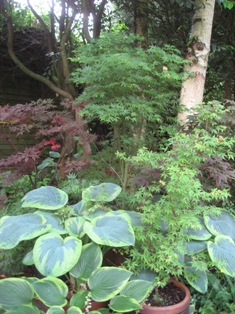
23;250;34;266
49;151;61;158
69;290;89;309
67;307;83;314
109;295;141;312
22;186;68;210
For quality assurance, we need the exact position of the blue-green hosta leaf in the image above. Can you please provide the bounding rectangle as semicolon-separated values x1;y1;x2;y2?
120;280;153;302
88;267;132;301
35;211;66;234
116;211;142;226
67;307;83;314
204;211;235;240
5;305;40;314
0;214;50;249
70;243;102;279
49;151;61;158
71;200;91;216
22;186;68;210
131;270;157;283
184;218;211;241
33;277;68;307
69;290;89;309
46;306;65;314
185;241;207;255
23;250;34;266
82;183;122;202
184;267;208;293
84;213;135;247
207;235;235;276
109;295;141;312
0;278;34;309
65;217;86;237
37;157;55;171
33;233;82;276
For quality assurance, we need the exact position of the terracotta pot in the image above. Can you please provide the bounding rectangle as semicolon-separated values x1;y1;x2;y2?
140;279;191;314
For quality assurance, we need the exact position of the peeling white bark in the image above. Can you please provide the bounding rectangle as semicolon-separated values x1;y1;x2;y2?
178;0;216;123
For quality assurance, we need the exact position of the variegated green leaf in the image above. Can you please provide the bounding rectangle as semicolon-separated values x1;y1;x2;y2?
35;211;66;234
207;235;235;276
69;290;89;309
184;218;211;241
70;243;102;279
109;295;141;312
120;280;153;302
22;186;68;210
65;217;85;237
88;267;132;301
33;277;68;307
0;214;50;249
23;250;34;266
0;278;34;309
46;307;65;314
84;213;135;247
184;267;208;293
33;233;82;276
204;211;235;240
82;183;121;202
67;307;83;314
5;305;40;314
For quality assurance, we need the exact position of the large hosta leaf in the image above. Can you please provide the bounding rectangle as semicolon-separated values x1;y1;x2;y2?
88;267;132;301
22;186;68;210
109;296;141;312
0;214;50;249
84;213;135;247
65;217;85;237
67;307;83;314
184;267;208;293
33;277;68;307
204;211;235;240
82;183;122;202
70;243;102;279
0;278;34;309
120;280;153;302
33;233;82;276
207;235;235;276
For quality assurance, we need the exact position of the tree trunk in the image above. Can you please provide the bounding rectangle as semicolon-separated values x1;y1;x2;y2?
178;0;216;123
134;0;148;49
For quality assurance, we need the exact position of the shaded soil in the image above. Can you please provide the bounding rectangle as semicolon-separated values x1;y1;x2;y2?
146;282;186;306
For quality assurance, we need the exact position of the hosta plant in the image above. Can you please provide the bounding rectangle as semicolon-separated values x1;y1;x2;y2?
0;182;153;313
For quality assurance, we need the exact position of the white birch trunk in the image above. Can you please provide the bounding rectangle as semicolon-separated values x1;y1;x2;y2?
178;0;216;123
